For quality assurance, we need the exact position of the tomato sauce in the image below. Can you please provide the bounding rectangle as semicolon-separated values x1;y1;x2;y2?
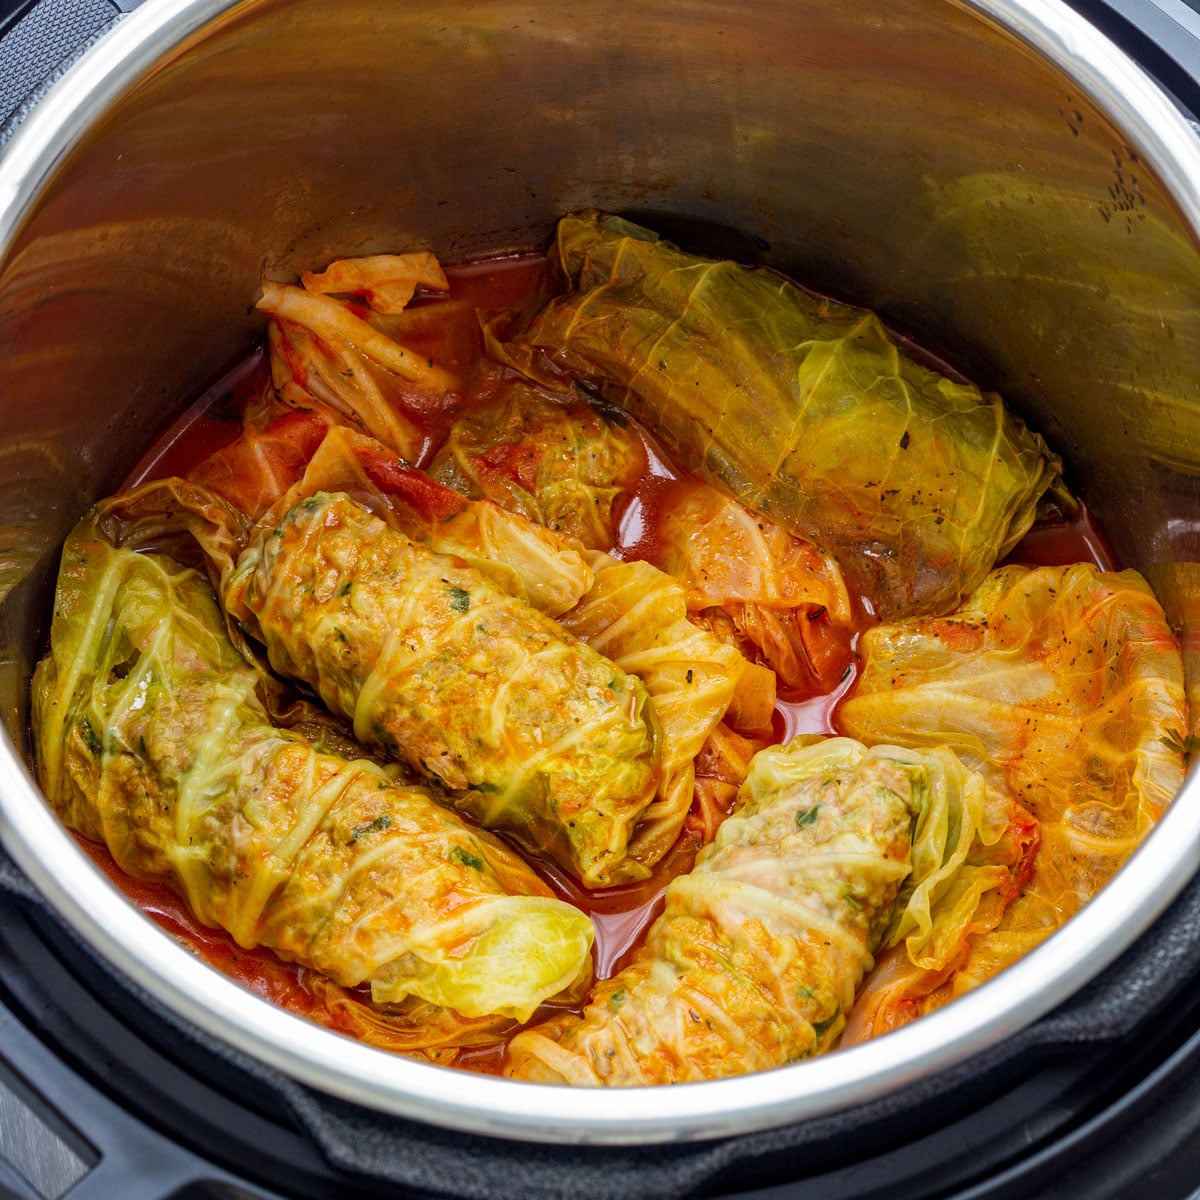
74;836;330;1018
1005;501;1117;571
123;349;268;489
83;251;1118;1074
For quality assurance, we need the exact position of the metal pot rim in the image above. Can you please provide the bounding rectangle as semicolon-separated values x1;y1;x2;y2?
1;0;1198;1146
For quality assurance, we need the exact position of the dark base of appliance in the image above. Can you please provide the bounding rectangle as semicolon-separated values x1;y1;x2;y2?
7;864;1200;1200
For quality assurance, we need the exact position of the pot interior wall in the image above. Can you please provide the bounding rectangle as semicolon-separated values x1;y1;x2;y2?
0;0;1199;921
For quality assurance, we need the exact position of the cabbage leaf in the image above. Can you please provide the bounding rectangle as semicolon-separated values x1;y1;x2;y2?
506;737;990;1084
259;282;441;460
500;211;1063;621
301;251;449;315
188;401;329;523
840;562;1187;1027
31;518;594;1024
690;722;772;844
557;553;773;881
639;480;855;692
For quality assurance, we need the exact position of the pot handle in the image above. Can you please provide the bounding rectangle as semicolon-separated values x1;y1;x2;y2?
0;0;145;149
0;995;282;1200
1068;0;1200;122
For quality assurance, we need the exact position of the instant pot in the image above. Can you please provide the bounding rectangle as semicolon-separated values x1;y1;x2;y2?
4;0;1200;1195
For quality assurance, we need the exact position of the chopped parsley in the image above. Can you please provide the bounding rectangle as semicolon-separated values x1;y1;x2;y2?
451;845;485;872
811;1007;841;1039
80;718;102;756
371;722;400;754
351;815;392;840
795;804;821;828
447;585;471;614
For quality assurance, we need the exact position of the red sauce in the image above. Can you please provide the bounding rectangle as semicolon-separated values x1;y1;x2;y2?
453;1040;510;1076
79;249;1120;1070
1005;500;1117;571
123;349;270;488
536;832;703;978
775;651;863;742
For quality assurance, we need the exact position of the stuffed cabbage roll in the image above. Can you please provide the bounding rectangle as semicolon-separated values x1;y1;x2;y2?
500;211;1064;621
224;491;660;887
839;562;1187;1027
32;520;594;1023
505;737;992;1085
143;420;594;621
429;369;646;549
276;437;764;879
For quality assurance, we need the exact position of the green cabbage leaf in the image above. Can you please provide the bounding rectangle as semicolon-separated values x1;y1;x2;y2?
499;211;1064;620
506;736;990;1084
31;517;594;1024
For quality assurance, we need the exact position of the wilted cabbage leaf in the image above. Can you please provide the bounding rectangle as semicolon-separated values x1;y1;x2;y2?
689;722;772;845
32;518;594;1025
557;553;773;882
259;281;445;460
880;741;1024;974
642;480;851;619
301;251;449;315
500;210;1064;621
187;401;329;523
226;491;661;888
506;736;992;1084
430;367;646;550
840;562;1187;1026
636;478;856;693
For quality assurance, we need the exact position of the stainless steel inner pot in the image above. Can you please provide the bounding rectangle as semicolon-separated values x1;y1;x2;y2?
1;0;1200;1146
